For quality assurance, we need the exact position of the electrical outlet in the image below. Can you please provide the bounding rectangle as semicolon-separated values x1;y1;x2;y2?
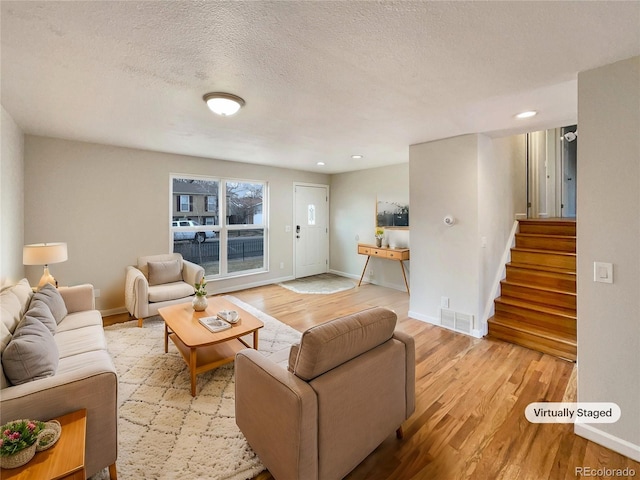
94;289;101;298
280;262;284;269
441;296;449;308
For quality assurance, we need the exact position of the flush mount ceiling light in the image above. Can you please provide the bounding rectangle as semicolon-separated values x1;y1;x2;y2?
351;154;363;159
203;92;245;116
515;110;537;119
317;161;326;166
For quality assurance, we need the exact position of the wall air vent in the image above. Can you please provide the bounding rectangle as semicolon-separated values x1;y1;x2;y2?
439;308;473;334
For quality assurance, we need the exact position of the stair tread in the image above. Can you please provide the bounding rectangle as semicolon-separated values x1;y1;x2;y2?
495;296;576;318
516;233;576;240
507;262;576;276
512;247;576;257
494;219;577;361
500;280;576;296
488;316;577;346
518;219;576;225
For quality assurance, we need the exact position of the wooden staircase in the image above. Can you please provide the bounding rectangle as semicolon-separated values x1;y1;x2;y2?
488;219;577;361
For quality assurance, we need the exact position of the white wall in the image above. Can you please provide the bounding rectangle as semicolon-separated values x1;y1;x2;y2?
575;56;640;460
409;135;481;326
478;134;526;325
330;164;410;290
0;106;25;287
24;136;329;311
409;133;524;334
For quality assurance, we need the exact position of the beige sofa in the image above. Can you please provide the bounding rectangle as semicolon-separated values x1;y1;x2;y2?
124;252;205;327
0;279;117;479
235;307;415;480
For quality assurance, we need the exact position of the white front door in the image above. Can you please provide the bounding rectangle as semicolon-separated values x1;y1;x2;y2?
294;184;329;278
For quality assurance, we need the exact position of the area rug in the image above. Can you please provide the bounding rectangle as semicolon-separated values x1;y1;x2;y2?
90;296;301;480
278;273;355;294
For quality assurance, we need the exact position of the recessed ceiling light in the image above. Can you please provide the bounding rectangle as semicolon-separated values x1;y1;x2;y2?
203;92;245;116
515;110;537;119
317;162;325;166
351;154;363;159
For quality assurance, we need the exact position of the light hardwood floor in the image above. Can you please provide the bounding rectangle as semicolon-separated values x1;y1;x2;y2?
105;281;639;480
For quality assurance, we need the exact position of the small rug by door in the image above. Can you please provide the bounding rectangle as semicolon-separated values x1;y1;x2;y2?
278;273;355;294
91;296;301;480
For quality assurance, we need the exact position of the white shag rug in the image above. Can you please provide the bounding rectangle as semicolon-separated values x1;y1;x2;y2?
91;296;301;480
278;273;355;294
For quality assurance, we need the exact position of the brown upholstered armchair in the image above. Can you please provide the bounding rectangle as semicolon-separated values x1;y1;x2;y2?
235;307;415;480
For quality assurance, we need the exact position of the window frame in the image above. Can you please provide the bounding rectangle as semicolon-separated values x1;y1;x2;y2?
170;173;268;280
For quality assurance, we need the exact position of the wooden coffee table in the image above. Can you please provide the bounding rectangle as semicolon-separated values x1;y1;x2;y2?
159;297;264;396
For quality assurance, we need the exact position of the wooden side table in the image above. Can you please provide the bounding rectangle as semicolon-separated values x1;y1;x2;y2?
357;243;411;294
2;409;87;480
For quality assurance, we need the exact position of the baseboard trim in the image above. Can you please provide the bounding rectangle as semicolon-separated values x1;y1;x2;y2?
216;274;295;294
409;310;483;338
471;328;485;338
408;310;439;325
328;269;361;281
574;423;640;462
328;269;410;293
101;306;128;316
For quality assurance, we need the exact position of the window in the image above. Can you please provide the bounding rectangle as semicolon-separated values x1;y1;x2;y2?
308;204;316;225
178;195;192;212
171;175;267;278
225;181;265;273
206;195;216;212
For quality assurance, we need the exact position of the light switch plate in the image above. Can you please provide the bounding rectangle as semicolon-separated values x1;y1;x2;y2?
593;262;613;284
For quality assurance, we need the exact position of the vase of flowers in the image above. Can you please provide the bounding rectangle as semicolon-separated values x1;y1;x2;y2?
192;278;208;311
0;419;46;469
375;228;385;247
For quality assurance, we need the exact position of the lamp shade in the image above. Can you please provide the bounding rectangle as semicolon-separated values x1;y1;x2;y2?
23;243;68;266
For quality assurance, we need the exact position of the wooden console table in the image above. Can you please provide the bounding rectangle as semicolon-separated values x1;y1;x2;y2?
357;244;410;294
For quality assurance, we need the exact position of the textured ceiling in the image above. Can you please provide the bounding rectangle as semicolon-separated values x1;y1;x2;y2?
2;1;639;173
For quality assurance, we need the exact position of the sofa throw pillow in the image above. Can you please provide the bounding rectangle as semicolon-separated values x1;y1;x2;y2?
25;298;57;335
148;259;183;286
2;314;59;385
32;283;68;324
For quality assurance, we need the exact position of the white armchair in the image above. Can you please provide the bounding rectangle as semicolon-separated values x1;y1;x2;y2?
125;253;205;327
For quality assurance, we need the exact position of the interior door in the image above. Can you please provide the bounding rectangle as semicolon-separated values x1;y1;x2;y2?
561;125;577;218
294;184;329;278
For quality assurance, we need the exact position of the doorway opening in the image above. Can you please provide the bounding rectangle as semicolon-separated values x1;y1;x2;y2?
526;124;577;219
